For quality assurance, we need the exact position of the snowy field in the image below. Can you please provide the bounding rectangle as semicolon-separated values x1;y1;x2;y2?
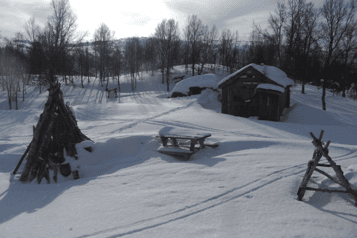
0;66;357;238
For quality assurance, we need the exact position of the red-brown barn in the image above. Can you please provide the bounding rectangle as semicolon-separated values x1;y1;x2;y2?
218;63;294;121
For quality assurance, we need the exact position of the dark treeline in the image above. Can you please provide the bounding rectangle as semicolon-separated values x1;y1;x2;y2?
1;0;357;110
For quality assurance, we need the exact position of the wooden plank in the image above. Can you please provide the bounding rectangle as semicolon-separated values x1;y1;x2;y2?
304;187;351;194
204;143;219;148
314;167;345;187
161;135;211;140
158;146;195;155
297;150;324;201
316;163;332;167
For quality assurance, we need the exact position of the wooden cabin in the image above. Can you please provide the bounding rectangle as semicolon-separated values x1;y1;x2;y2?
218;63;294;121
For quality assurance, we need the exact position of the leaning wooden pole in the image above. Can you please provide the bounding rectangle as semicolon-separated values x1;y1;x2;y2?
12;141;32;175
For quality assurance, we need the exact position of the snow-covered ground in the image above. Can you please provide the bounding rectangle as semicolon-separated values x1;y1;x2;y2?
1;65;357;238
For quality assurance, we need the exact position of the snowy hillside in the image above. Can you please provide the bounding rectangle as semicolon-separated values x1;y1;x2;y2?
0;66;357;238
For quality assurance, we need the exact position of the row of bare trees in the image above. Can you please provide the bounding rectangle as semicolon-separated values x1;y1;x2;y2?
1;0;246;106
252;0;357;109
0;37;30;109
2;0;357;110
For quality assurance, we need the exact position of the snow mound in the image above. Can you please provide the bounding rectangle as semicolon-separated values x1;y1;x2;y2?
347;164;357;172
171;73;219;96
197;89;220;106
282;102;347;125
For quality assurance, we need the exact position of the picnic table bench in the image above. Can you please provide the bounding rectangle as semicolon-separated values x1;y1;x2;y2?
157;127;218;160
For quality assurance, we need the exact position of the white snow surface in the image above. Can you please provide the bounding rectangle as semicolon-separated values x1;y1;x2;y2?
257;83;285;93
218;63;295;88
1;65;357;238
170;73;219;96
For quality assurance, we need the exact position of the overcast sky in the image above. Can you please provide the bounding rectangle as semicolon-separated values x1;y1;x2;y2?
0;0;325;43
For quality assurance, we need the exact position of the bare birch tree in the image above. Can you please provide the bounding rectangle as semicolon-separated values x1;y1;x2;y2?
319;0;357;110
93;23;115;88
155;19;180;91
184;15;204;76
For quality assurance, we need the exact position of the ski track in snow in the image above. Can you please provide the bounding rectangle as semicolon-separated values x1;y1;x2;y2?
77;153;357;237
110;101;197;134
148;119;274;139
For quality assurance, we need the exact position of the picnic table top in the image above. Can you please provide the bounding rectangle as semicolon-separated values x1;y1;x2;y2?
159;127;211;140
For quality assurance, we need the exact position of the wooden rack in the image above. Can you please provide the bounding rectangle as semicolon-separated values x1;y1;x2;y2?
297;130;357;206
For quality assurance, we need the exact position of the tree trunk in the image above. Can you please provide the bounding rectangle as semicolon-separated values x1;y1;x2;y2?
342;86;346;97
192;62;195;76
8;93;12;110
15;89;18;110
105;73;109;91
322;83;326;111
161;67;165;84
166;66;170;92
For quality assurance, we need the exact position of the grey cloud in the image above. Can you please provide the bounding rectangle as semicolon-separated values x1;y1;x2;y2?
0;0;50;40
164;0;276;30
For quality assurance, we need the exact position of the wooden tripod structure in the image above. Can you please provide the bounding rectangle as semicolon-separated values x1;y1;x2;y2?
297;130;357;206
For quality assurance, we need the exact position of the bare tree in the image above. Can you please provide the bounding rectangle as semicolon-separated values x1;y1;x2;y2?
298;2;320;94
143;37;158;76
319;0;357;110
25;16;40;42
155;19;180;91
84;46;91;83
184;15;204;76
113;45;122;91
125;37;143;91
0;44;24;109
75;45;85;88
219;29;237;73
268;1;287;67
198;24;218;75
93;23;115;88
38;0;87;85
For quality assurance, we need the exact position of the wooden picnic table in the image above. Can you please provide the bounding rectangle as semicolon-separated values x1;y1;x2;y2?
157;127;216;160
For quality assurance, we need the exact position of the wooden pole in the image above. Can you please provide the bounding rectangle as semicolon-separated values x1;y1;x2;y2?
12;141;32;175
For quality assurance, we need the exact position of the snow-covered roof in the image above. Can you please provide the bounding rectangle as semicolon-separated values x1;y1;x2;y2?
256;83;285;93
218;63;294;88
171;73;219;95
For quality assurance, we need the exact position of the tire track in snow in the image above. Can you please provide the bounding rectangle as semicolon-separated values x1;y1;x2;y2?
77;151;357;238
